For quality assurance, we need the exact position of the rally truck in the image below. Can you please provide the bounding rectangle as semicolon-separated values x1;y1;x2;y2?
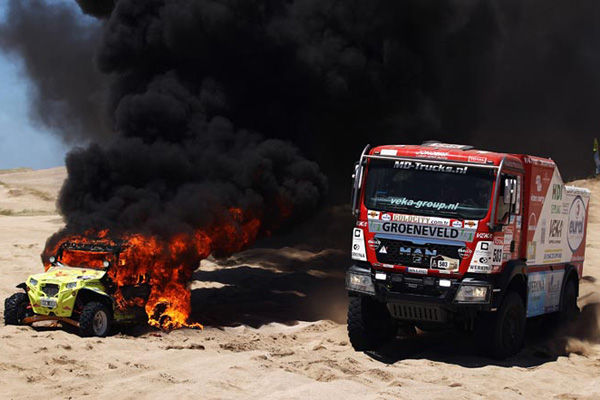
346;141;590;358
4;241;146;337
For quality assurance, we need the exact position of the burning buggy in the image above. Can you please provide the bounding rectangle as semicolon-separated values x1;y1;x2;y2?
4;241;148;337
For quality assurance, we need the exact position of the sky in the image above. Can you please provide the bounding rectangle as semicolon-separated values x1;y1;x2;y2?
0;0;74;170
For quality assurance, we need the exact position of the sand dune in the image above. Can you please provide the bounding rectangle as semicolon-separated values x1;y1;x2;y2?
1;168;600;400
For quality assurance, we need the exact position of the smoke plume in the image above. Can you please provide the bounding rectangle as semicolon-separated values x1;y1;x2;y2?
0;0;109;143
5;1;600;186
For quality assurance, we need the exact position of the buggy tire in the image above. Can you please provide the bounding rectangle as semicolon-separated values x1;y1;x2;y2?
79;302;112;337
4;292;30;325
347;296;395;352
477;291;525;359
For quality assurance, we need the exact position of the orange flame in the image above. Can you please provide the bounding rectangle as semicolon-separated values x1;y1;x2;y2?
42;207;264;331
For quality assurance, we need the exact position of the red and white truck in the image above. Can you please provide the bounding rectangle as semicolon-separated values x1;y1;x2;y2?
346;141;590;358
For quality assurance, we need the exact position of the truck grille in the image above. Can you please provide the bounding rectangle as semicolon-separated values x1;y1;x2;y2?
375;238;462;268
42;284;59;297
387;303;447;323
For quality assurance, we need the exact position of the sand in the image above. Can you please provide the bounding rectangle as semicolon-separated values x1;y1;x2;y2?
1;168;600;400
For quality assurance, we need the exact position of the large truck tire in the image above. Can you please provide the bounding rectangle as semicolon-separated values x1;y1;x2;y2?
347;296;395;351
559;278;579;322
4;292;30;325
79;302;112;337
477;291;525;359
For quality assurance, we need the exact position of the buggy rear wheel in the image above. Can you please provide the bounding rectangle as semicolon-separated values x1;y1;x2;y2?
79;302;112;337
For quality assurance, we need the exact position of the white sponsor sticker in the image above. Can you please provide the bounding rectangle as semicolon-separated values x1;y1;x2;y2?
368;221;475;242
567;196;586;252
392;213;450;226
351;228;367;261
380;149;398;156
407;267;428;275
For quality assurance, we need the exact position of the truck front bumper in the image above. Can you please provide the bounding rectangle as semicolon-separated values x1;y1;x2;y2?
346;264;497;323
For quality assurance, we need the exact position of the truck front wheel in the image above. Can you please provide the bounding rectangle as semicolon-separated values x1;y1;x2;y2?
347;296;395;351
79;302;112;337
477;291;525;359
4;293;31;325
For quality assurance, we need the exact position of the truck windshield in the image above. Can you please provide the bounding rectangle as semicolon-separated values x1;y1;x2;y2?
363;159;494;220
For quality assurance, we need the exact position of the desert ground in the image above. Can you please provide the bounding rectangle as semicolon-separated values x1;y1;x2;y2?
1;168;600;400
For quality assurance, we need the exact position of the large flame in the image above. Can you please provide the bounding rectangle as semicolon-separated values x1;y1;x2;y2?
42;208;262;331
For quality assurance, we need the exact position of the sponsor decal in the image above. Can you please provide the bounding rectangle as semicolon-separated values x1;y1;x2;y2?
504;226;514;235
381;213;392;221
368;221;475;241
467;264;492;273
378;246;388;254
535;175;542;192
492;247;503;265
540;218;547;245
406;267;428;275
464;220;478;229
380;149;397;156
516;215;522;228
550;204;562;215
493;236;504;246
351;228;367;261
476;232;493;240
356;221;368;227
568;196;586;252
552;184;563;201
452;220;463;228
528;213;537;231
548;219;563;238
530;195;545;203
415;150;450;159
527;270;564;317
527;241;536;263
382;264;394;269
430;256;459;271
393;160;468;174
543;250;562;263
458;247;472;259
467;155;487;164
367;238;380;250
392;214;450;226
367;210;380;220
388;197;459;211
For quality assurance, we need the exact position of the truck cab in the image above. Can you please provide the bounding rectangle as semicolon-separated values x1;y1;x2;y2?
346;141;590;358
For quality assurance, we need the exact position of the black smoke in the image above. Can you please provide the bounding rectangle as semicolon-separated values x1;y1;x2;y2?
0;0;109;143
4;0;600;223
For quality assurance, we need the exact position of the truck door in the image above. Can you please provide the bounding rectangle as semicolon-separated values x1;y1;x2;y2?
494;173;523;265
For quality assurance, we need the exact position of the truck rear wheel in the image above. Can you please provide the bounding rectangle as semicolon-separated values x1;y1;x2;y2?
79;302;112;337
477;291;525;359
560;278;579;322
4;293;31;325
347;296;395;351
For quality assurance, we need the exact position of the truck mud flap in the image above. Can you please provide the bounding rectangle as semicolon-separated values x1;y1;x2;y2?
387;303;448;323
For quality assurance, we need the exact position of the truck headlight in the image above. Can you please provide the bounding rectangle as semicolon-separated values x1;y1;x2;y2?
66;282;78;289
29;278;38;287
346;271;375;295
454;284;490;303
